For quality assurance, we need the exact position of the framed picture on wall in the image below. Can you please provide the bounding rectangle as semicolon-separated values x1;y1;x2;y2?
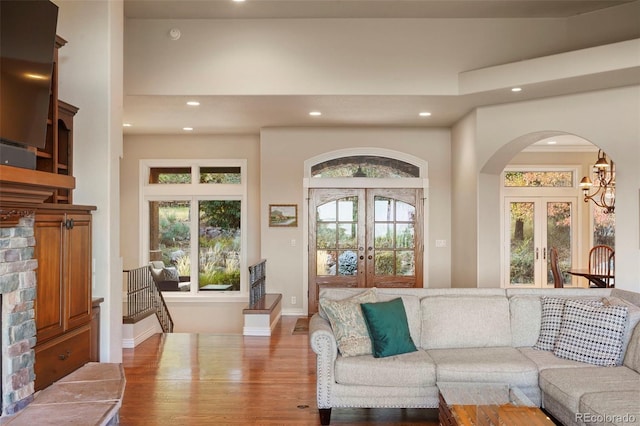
269;204;298;227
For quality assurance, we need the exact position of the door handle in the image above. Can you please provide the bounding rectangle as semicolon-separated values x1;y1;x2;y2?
543;248;547;260
535;248;539;260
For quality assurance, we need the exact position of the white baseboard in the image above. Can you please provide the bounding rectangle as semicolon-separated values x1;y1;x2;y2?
122;314;162;348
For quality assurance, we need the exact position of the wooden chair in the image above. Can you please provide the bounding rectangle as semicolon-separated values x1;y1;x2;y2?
588;245;615;287
549;247;564;288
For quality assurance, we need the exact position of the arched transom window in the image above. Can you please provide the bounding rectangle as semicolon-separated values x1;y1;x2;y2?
311;155;419;178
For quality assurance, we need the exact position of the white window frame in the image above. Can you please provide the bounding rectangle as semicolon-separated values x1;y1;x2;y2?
139;159;248;301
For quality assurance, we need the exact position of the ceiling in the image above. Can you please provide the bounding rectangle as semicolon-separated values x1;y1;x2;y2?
124;0;633;20
122;0;636;148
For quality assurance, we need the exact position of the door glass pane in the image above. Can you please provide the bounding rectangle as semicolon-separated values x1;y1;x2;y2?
546;202;572;287
317;250;337;276
337;250;358;275
375;250;394;275
396;224;414;249
338;198;358;221
374;197;394;221
374;223;393;249
509;202;535;285
316;223;336;249
198;200;241;291
396;251;415;276
337;223;357;249
395;201;415;222
317;201;336;222
149;200;191;290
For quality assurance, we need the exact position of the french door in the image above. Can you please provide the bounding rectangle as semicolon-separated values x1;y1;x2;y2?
504;197;576;288
308;188;423;314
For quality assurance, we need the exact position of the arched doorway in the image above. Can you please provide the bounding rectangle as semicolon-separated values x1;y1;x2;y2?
486;133;616;288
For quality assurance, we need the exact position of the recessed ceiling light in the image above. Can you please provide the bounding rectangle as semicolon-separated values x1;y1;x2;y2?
186;101;200;106
547;140;557;145
233;0;245;2
511;87;522;92
123;123;132;127
309;111;322;116
419;112;432;117
183;127;193;131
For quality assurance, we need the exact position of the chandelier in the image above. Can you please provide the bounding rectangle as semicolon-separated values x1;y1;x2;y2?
579;149;615;214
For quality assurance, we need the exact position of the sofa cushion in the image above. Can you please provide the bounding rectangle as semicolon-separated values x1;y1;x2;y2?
540;366;640;413
421;296;512;349
578;390;640;426
554;300;628;366
509;295;542;347
427;347;538;388
518;347;596;371
334;349;436;387
361;298;417;358
319;288;378;357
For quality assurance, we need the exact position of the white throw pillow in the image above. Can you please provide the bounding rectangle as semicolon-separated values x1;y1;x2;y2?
319;288;377;357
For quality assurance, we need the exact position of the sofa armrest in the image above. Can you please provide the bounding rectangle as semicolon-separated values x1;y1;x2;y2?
309;313;338;409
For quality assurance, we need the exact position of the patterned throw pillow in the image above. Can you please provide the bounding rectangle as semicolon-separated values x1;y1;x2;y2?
162;267;180;282
554;300;628;366
319;288;378;357
534;297;603;351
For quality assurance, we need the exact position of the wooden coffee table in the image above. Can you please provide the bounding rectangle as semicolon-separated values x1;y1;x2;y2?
437;382;555;426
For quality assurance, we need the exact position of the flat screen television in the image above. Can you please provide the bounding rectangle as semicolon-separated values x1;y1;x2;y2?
0;0;58;168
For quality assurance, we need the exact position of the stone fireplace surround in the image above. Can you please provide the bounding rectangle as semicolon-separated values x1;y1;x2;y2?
0;214;37;415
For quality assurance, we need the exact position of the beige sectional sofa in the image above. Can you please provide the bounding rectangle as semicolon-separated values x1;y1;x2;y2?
309;287;640;425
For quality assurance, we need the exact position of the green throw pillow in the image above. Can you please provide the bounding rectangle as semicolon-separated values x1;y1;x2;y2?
360;298;417;358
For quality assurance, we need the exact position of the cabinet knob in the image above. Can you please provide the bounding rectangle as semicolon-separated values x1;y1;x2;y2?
58;350;71;360
64;219;74;229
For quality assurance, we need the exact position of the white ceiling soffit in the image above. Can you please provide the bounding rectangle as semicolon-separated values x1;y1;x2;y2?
124;0;634;20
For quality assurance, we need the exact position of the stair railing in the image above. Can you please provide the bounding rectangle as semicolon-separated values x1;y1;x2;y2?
123;266;174;333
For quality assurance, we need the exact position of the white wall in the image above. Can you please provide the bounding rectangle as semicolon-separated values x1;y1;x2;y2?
54;0;123;362
451;111;478;287
260;127;452;314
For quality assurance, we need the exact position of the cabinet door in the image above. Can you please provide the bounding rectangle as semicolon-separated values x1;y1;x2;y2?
35;213;65;341
65;213;92;330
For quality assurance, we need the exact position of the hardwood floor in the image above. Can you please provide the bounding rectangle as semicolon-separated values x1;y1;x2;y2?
121;316;438;425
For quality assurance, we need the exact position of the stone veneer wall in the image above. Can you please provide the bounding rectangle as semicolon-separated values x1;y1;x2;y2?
0;215;37;415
